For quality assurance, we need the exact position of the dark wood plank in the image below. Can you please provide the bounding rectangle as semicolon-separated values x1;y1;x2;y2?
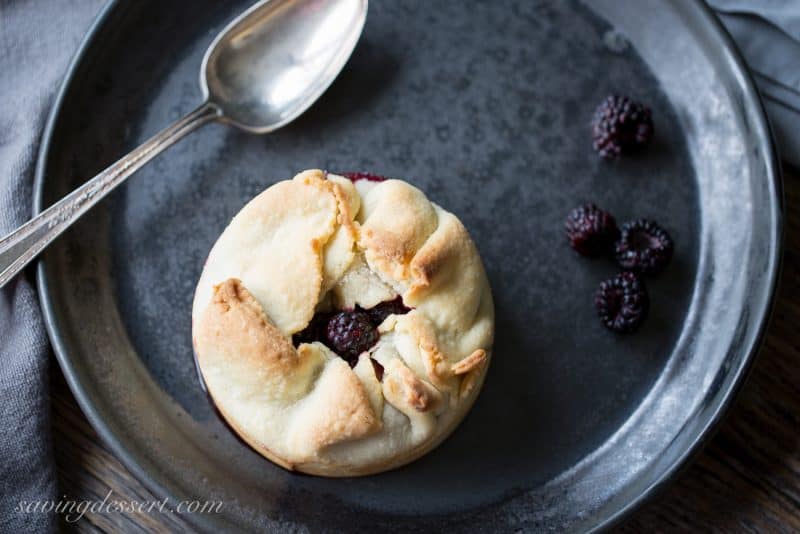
52;372;192;532
52;171;800;531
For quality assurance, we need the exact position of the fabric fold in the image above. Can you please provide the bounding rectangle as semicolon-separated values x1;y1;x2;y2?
708;0;800;166
0;2;103;533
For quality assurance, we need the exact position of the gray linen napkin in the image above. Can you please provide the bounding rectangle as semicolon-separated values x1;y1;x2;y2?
708;0;800;166
0;1;102;532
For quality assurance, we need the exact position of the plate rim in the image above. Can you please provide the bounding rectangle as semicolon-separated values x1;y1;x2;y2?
33;0;784;531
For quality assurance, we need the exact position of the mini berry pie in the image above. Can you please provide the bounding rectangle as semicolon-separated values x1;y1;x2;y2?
192;170;494;476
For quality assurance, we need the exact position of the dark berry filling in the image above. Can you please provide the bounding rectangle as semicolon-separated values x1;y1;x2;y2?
595;272;648;333
293;297;411;367
340;172;388;183
614;219;673;275
591;95;654;159
292;311;332;347
366;296;411;326
565;203;619;256
370;358;385;381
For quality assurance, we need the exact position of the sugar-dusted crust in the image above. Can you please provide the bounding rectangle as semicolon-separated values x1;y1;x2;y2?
192;170;494;475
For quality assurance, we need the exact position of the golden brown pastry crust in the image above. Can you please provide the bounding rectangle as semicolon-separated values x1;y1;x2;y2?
192;170;494;476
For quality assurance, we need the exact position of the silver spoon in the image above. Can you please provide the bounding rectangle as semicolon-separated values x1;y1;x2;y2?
0;0;368;288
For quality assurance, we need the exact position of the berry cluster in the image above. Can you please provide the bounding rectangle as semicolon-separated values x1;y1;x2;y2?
293;297;410;365
565;203;673;333
562;94;674;333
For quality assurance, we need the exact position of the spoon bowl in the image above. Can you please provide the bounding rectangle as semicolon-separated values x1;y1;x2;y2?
203;0;367;132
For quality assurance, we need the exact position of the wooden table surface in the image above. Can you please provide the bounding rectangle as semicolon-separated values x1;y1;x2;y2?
52;170;800;532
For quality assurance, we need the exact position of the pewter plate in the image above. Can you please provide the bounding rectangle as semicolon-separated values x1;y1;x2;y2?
35;0;782;531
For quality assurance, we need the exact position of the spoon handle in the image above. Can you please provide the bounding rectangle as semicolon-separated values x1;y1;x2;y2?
0;101;220;288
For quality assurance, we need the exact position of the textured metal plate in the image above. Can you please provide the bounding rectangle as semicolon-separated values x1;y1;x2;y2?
35;0;782;531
